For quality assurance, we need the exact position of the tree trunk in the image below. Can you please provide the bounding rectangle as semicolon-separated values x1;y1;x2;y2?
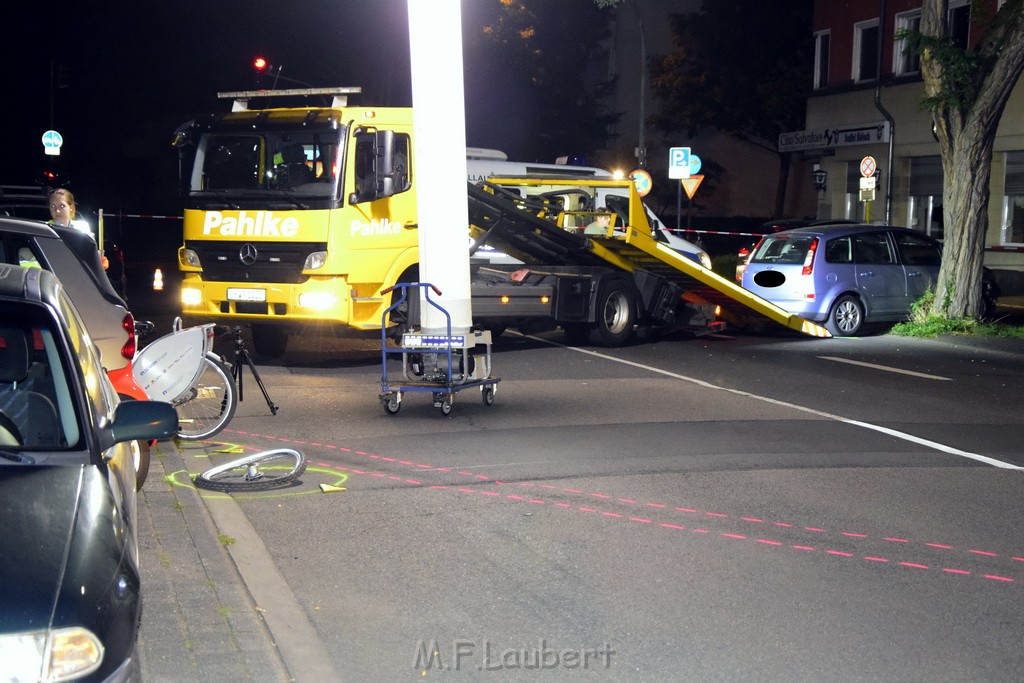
931;135;994;317
919;0;1024;319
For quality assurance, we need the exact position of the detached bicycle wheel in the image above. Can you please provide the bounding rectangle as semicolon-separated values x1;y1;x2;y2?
174;354;237;441
194;448;307;492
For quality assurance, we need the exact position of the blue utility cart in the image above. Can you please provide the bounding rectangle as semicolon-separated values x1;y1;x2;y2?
379;283;500;416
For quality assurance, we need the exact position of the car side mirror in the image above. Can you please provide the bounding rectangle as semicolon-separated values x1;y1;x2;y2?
108;400;179;448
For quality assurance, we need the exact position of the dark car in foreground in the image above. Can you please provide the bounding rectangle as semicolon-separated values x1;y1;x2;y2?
740;223;998;336
0;266;176;681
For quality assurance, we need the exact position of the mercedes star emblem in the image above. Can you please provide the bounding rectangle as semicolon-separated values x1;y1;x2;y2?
239;243;258;266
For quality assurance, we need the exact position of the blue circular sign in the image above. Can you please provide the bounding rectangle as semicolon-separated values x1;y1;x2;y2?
42;130;64;156
631;170;653;197
689;154;702;176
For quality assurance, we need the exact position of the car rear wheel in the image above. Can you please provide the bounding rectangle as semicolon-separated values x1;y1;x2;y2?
827;294;865;336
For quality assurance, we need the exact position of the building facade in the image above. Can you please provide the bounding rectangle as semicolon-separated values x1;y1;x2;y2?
792;0;1024;292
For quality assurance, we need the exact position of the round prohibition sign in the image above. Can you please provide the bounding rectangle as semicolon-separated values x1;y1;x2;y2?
860;156;877;178
631;169;653;197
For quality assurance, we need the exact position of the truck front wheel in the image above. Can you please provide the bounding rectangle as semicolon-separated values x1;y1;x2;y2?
251;324;289;360
588;278;636;347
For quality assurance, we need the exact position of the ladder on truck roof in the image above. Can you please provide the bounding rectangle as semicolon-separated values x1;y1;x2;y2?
467;180;831;338
217;87;362;111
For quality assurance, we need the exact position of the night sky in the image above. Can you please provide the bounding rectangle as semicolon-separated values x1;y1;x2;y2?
10;1;419;214
10;1;620;225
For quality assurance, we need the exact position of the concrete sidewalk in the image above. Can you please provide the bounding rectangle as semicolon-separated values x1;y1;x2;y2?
136;441;292;682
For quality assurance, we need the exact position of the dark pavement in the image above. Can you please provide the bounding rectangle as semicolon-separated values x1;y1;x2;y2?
129;291;1024;681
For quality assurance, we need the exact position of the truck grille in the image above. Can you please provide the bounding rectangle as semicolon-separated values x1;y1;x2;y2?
186;240;325;284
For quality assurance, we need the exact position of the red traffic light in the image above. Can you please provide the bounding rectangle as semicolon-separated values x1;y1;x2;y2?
253;56;270;72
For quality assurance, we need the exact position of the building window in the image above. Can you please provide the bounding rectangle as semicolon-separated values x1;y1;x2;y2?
853;19;880;82
894;10;922;76
1002;151;1024;245
908;156;944;239
949;0;970;49
814;30;830;89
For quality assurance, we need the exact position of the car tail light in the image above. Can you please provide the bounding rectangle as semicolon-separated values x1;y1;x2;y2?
801;237;819;276
121;312;137;360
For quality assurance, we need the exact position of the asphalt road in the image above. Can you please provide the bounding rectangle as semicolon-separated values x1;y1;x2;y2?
141;323;1024;681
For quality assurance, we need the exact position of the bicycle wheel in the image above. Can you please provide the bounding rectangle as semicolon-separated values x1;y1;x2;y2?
194;448;307;492
174;354;237;440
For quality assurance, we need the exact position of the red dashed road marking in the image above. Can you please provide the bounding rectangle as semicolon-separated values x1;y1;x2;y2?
222;431;1022;581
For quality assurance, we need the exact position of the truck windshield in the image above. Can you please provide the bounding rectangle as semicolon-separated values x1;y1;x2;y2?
191;129;343;199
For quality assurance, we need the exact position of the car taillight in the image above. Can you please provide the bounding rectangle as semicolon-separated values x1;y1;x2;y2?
121;312;137;360
801;237;819;276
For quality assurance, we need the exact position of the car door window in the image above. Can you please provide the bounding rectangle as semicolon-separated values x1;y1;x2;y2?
853;232;895;264
3;236;43;268
894;231;942;266
825;236;853;263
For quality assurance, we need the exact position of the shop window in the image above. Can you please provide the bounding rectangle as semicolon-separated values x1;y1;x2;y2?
1002;151;1024;245
908;156;944;239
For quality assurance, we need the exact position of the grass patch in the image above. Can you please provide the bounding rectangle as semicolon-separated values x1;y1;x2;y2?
890;289;1024;338
891;316;1024;338
218;534;236;546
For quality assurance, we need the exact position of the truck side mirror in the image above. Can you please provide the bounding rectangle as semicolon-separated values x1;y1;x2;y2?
350;131;380;204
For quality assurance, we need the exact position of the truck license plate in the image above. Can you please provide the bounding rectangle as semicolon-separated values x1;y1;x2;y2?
227;288;267;302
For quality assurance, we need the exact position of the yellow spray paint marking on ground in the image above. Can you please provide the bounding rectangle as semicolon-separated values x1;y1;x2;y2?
165;466;349;500
212;443;247;454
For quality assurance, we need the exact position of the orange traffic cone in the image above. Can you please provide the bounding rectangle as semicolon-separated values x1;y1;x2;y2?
153;268;164;291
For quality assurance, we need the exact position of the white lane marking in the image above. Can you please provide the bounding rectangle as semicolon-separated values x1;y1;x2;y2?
524;334;1023;470
818;355;952;381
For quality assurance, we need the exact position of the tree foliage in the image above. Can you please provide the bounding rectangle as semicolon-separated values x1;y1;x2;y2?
646;0;814;215
904;0;1024;319
462;1;618;162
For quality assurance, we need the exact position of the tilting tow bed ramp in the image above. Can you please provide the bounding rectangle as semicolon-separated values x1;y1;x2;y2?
467;180;831;338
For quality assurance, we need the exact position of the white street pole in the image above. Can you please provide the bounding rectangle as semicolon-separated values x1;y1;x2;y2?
407;0;473;335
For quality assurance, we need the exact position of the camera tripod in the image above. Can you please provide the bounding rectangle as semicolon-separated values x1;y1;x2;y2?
223;326;279;415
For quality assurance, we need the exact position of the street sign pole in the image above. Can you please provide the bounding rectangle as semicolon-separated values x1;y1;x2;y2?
860;156;876;224
676;183;682;231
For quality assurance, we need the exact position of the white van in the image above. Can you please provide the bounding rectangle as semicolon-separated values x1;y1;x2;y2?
466;149;711;268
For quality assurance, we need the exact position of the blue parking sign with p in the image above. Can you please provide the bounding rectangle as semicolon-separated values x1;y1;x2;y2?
669;147;691;179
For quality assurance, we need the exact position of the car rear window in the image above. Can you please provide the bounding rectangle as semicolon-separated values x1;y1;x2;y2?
750;234;816;264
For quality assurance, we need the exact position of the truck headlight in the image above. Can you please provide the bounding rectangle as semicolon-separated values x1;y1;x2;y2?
303;251;328;270
698;251;712;269
180;248;202;268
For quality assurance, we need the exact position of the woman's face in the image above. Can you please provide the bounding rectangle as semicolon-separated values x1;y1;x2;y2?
49;196;73;225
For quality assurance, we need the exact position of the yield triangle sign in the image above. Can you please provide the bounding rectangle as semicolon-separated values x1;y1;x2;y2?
681;174;704;199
